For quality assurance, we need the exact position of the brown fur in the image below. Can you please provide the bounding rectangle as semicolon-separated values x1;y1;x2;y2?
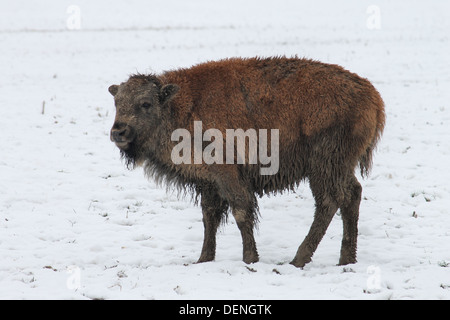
108;56;385;267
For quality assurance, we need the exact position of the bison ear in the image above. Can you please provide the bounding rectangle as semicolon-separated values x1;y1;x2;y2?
108;85;119;96
160;84;179;104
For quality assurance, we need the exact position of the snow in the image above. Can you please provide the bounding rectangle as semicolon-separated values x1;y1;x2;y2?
0;0;449;300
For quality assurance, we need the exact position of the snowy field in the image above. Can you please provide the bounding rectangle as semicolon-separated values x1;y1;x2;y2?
0;0;449;300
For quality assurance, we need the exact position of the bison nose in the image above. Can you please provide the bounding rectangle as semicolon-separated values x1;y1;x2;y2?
110;124;134;146
111;127;127;142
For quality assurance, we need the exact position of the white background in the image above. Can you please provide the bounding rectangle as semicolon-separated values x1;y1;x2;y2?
0;0;449;299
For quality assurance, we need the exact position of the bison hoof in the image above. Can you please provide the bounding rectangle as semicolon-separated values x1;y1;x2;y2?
196;259;212;264
338;256;357;266
289;256;312;268
243;252;259;264
196;255;215;264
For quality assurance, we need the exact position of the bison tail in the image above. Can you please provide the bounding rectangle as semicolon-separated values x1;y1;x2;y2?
359;103;385;178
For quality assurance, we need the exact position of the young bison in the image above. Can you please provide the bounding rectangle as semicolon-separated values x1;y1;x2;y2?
108;56;385;268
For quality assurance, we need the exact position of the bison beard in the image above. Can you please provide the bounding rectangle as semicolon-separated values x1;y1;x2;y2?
119;143;139;169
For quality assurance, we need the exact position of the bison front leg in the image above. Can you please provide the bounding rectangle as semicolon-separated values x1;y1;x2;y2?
213;168;259;264
197;189;228;263
231;207;259;264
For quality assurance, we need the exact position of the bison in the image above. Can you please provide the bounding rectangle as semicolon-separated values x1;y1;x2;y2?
108;56;385;268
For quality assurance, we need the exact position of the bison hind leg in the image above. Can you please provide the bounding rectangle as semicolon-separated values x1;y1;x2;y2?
290;180;340;268
338;174;362;265
291;167;356;268
290;170;363;268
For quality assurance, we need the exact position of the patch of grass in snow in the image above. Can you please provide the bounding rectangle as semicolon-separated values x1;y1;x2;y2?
438;261;449;268
410;191;436;202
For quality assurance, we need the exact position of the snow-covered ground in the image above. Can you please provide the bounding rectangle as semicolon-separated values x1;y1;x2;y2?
0;0;449;299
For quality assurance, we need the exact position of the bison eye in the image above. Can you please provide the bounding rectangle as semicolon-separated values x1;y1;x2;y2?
141;102;152;109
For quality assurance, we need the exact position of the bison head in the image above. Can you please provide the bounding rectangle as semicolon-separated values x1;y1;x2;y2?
108;74;179;168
